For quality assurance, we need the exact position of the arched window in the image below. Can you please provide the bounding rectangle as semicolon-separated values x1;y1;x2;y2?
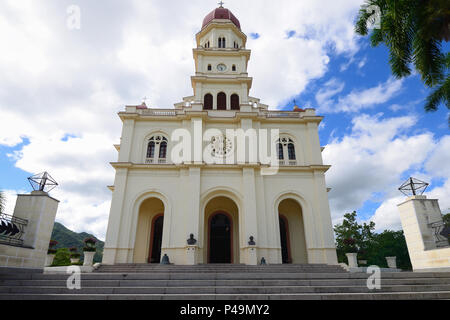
277;137;296;165
277;142;284;160
218;37;226;48
146;135;168;164
231;94;240;110
159;141;167;159
204;94;213;110
207;64;212;71
288;143;296;160
147;141;155;159
217;92;227;110
232;65;236;71
205;41;210;48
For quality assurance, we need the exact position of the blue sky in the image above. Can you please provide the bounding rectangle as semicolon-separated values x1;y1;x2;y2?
0;0;448;238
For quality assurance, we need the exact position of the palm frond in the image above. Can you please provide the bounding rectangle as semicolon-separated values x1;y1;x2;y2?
424;75;450;126
413;36;445;86
0;190;5;213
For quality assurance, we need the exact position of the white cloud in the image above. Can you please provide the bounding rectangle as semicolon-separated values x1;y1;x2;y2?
324;113;450;232
425;135;450;179
317;77;404;113
315;78;345;110
323;114;435;223
357;57;367;69
368;196;405;232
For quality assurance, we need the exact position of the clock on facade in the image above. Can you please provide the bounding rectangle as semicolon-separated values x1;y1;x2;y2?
210;135;233;157
217;64;227;72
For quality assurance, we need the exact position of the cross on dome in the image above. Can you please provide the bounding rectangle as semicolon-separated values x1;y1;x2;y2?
218;1;225;8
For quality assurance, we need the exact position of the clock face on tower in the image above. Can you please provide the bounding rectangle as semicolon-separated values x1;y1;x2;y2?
217;64;227;72
210;135;233;157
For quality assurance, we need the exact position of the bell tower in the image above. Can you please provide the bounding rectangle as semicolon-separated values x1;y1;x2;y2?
191;4;253;110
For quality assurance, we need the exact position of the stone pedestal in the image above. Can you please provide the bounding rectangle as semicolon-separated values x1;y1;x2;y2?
13;191;59;250
0;191;60;268
398;195;444;251
185;245;198;265
345;253;358;268
45;254;55;267
397;195;449;271
83;251;95;267
244;246;257;265
386;256;397;269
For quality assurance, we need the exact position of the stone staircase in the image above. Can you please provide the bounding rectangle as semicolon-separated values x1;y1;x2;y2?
1;264;450;300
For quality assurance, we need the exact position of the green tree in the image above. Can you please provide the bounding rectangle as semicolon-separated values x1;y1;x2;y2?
367;230;412;270
334;211;412;270
0;190;5;213
355;0;450;124
443;212;450;227
334;211;376;263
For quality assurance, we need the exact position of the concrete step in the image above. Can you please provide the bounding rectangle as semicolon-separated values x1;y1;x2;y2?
2;265;450;300
2;291;450;300
3;277;450;287
1;284;450;295
3;271;450;281
96;266;348;273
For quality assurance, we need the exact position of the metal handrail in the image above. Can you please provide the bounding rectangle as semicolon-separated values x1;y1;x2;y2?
0;213;28;246
428;221;450;248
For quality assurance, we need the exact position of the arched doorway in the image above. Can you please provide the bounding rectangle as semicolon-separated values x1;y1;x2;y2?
209;213;232;263
133;197;165;263
279;215;291;264
204;195;239;264
278;198;308;264
149;215;164;263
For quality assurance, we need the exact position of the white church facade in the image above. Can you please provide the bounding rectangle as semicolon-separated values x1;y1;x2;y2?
103;6;338;266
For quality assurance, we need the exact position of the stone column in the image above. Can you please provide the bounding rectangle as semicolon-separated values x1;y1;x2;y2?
242;168;258;264
103;168;129;265
188;168;201;247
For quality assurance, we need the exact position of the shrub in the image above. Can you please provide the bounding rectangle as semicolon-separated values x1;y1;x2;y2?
84;237;97;245
343;238;358;253
70;252;81;259
52;248;71;266
49;240;58;248
83;237;97;252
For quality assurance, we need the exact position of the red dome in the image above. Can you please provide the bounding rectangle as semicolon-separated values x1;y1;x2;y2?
202;7;241;30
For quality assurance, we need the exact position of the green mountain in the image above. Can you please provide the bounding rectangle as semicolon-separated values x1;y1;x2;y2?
50;222;104;263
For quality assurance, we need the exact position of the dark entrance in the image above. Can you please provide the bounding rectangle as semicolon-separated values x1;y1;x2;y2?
217;92;227;110
209;213;232;263
149;215;164;263
279;216;291;264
